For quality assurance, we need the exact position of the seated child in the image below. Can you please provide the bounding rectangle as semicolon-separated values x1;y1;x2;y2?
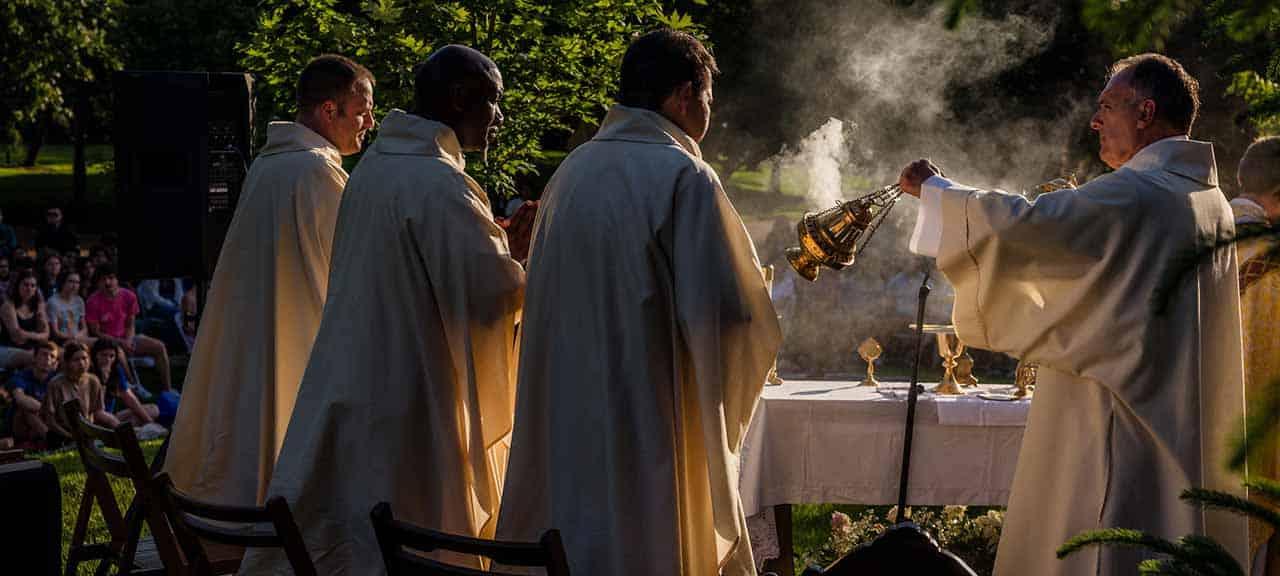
6;341;59;444
42;342;115;444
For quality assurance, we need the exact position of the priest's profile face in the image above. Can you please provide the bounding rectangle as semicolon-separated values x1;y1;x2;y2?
1091;70;1144;169
332;78;375;155
460;68;505;153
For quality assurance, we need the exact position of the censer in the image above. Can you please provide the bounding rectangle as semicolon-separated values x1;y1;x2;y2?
786;183;903;281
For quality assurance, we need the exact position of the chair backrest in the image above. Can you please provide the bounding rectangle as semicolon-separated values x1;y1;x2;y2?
152;472;317;576
370;502;571;576
62;397;182;574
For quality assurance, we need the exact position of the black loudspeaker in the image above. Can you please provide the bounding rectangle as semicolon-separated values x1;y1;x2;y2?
0;460;61;575
114;71;255;283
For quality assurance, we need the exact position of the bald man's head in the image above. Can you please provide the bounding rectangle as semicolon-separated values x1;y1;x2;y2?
413;45;505;153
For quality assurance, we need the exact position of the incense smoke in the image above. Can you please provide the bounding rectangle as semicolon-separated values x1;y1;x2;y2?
751;1;1093;377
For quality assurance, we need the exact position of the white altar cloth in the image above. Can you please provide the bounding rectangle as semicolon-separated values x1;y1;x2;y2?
740;380;1029;516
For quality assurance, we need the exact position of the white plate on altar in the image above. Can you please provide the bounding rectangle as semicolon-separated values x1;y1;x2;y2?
978;392;1021;402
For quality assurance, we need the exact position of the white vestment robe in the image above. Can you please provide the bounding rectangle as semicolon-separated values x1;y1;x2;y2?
164;121;346;506
911;137;1249;575
496;105;782;576
239;110;524;575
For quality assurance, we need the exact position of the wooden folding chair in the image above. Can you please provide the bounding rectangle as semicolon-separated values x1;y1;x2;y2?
62;398;181;576
370;502;571;576
151;472;316;576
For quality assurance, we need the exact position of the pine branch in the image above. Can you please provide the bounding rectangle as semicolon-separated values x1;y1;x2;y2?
1057;528;1182;559
1139;558;1209;576
1228;377;1280;472
1182;488;1280;529
1175;535;1247;576
1244;476;1280;505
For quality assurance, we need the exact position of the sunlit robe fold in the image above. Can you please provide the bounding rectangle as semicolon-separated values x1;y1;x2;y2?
164;121;345;506
497;105;782;576
239;110;524;576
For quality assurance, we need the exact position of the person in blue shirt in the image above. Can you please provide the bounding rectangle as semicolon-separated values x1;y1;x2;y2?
0;208;19;258
7;341;58;442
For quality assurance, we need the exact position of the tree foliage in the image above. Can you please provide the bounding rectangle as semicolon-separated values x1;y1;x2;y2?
240;0;702;198
0;0;122;164
946;0;1280;136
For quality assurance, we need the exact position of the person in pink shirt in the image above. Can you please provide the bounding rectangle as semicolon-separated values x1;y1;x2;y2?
85;265;171;390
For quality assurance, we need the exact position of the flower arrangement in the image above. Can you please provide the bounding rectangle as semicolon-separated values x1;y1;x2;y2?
807;506;1004;575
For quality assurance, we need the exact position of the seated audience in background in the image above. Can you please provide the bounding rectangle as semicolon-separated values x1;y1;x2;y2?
37;207;78;256
91;245;113;269
1;269;51;354
138;278;185;319
137;277;190;354
0;209;18;258
48;271;90;345
86;265;172;391
181;284;197;351
0;255;12;296
90;338;160;428
39;252;62;296
6;341;59;444
77;258;95;299
43;342;116;441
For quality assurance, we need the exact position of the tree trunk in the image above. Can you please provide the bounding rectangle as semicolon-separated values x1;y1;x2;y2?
20;116;47;167
72;89;89;207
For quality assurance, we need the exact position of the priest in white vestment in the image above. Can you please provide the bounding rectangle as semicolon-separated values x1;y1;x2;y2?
903;53;1249;575
164;55;375;506
1230;137;1280;574
240;46;522;575
497;30;781;576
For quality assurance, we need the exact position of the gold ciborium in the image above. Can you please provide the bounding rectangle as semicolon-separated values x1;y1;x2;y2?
1014;361;1038;399
786;183;904;281
1032;173;1079;196
955;352;979;388
857;337;882;387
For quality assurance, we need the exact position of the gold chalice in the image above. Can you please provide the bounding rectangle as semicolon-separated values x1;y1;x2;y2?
910;324;966;395
857;337;882;387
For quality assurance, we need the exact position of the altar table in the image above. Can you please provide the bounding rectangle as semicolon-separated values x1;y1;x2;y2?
740;380;1031;572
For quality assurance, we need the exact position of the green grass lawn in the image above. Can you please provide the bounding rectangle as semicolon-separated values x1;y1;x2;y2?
38;439;165;575
0;144;116;232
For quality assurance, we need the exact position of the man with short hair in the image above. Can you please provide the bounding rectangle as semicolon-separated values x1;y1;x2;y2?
241;45;522;576
901;53;1249;574
36;206;78;255
1230;136;1280;573
496;29;781;575
85;265;172;391
164;54;375;507
7;341;59;444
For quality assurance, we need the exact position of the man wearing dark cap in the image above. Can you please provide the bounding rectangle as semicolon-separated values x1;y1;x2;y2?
497;29;781;575
241;45;523;575
165;54;374;508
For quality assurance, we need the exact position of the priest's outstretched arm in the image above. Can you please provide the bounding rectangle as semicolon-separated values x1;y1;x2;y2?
899;159;1141;364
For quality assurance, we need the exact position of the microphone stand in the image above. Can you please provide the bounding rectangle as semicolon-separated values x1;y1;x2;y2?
817;266;976;576
897;267;931;523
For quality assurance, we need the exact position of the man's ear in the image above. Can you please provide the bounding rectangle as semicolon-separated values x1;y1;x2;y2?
676;81;694;114
322;99;339;120
1137;99;1156;128
449;83;469;114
